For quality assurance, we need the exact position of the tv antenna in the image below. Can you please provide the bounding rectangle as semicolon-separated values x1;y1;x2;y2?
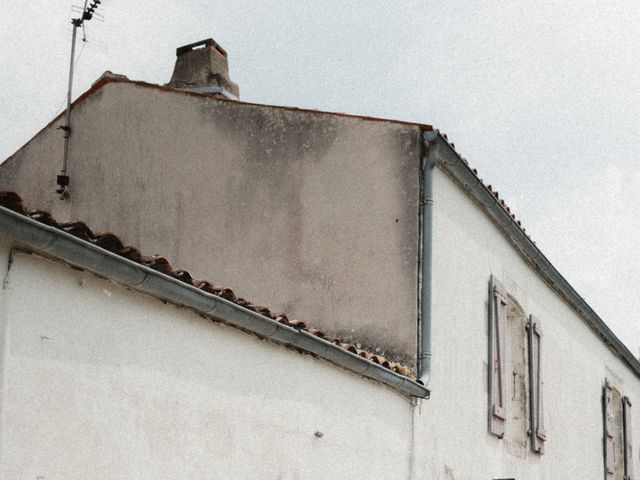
57;0;104;199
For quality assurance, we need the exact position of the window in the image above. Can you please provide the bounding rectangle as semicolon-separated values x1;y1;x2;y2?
603;379;633;480
488;275;546;454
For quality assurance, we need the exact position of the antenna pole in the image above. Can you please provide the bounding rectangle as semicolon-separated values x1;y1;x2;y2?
56;0;103;199
57;19;80;199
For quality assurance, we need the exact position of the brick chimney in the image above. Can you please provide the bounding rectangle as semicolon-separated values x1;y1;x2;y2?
167;38;239;99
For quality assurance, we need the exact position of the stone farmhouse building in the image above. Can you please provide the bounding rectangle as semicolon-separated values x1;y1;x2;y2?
0;39;637;479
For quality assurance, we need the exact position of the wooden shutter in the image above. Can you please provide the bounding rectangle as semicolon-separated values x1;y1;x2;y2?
604;380;616;478
489;275;507;438
624;396;633;480
527;315;546;453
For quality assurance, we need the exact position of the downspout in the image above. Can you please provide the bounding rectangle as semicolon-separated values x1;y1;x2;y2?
419;130;440;386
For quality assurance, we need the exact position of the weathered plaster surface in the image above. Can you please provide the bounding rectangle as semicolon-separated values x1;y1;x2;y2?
0;81;421;363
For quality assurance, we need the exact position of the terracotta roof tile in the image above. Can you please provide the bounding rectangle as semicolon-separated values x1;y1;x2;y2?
0;191;415;379
442;138;528;235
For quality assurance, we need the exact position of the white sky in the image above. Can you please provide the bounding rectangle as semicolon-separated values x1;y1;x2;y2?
1;1;639;353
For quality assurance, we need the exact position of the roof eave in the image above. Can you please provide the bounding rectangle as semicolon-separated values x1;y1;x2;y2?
0;205;429;399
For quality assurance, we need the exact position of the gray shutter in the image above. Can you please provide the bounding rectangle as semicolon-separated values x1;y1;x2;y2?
489;275;507;438
527;315;546;453
624;396;633;480
604;380;616;478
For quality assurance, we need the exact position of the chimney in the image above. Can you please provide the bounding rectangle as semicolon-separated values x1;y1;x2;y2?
167;38;239;99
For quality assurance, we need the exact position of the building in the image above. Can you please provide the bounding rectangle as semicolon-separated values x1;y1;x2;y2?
0;39;637;479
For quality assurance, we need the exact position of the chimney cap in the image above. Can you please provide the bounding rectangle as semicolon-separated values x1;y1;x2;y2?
168;37;239;99
176;38;227;58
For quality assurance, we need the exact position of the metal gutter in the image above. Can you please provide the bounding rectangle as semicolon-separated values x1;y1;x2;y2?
418;131;439;385
429;130;640;379
0;205;429;398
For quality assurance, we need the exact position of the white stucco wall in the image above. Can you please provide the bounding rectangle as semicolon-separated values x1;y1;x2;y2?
415;166;640;479
0;247;414;479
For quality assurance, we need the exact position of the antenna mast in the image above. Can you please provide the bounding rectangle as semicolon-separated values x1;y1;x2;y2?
57;0;103;199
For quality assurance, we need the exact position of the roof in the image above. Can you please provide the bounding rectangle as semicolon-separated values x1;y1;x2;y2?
426;130;640;379
0;191;427;398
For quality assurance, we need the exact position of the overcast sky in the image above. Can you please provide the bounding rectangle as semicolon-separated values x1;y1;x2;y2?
2;1;639;353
